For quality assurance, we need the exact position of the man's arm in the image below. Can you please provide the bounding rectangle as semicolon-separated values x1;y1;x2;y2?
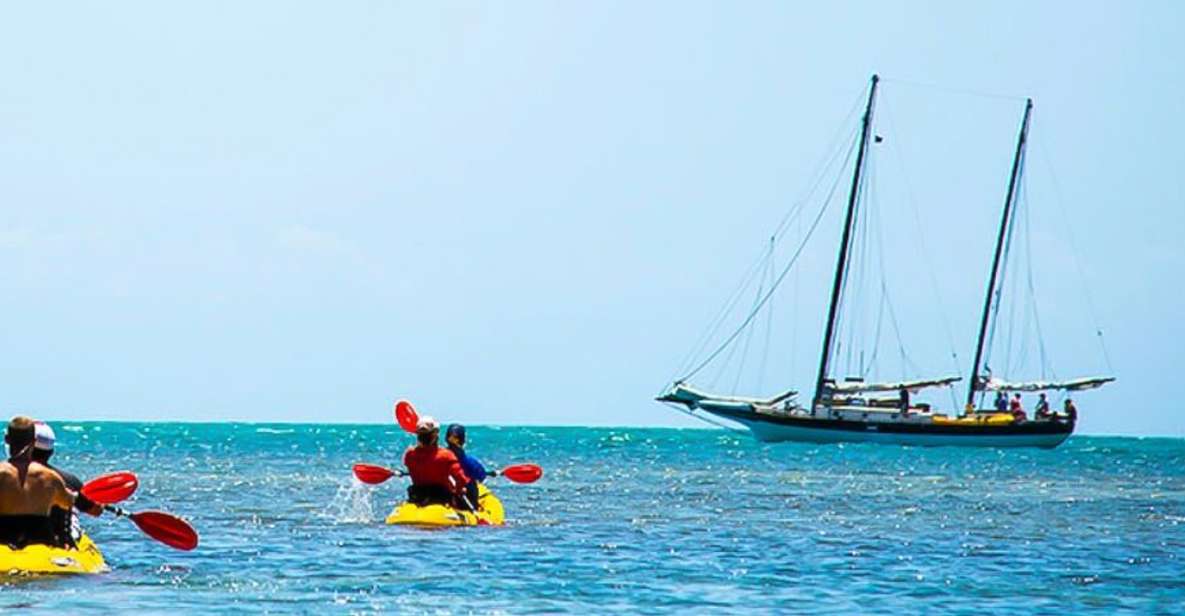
448;456;471;494
49;472;75;512
52;467;102;516
56;468;83;492
470;456;489;482
76;494;102;516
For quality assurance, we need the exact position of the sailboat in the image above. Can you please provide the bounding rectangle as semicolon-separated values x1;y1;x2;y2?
658;75;1113;448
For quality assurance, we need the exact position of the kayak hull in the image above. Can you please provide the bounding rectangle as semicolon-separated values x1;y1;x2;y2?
709;407;1072;448
0;534;106;575
385;484;505;527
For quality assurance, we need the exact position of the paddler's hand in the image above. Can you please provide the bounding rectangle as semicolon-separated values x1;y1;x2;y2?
488;470;498;477
75;494;103;517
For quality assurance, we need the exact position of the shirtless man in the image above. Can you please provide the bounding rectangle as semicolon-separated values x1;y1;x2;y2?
33;421;102;547
0;416;74;548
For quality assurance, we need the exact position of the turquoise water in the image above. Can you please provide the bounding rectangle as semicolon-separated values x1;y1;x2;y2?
1;423;1182;613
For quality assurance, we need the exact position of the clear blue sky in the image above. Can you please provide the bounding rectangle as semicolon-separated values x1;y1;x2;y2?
1;2;1180;435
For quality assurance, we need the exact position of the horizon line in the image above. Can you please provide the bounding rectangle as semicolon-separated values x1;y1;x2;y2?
28;417;1184;440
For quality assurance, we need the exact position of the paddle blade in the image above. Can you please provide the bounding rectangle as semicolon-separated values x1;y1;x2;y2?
501;464;543;484
394;400;419;433
130;511;199;551
81;471;139;504
353;463;396;485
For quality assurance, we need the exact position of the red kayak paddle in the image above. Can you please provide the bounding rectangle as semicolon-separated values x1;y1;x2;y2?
352;462;541;485
499;464;543;484
395;400;419;434
105;506;199;551
81;471;139;505
352;463;405;485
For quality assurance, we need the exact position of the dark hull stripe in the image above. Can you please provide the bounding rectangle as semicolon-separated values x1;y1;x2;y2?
701;409;1075;438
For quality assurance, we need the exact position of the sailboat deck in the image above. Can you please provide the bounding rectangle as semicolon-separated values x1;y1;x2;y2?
824;406;937;424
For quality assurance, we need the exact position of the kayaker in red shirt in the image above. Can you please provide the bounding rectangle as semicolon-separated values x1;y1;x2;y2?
403;416;470;507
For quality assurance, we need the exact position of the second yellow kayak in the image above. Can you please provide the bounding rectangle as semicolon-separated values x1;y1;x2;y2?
385;484;505;527
0;534;106;575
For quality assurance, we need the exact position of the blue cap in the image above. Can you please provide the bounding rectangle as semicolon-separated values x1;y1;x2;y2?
446;424;466;442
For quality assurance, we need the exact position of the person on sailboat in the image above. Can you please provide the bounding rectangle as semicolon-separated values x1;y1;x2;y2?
994;391;1008;413
1063;398;1078;422
899;387;911;416
1009;394;1025;421
1034;394;1052;420
445;424;494;510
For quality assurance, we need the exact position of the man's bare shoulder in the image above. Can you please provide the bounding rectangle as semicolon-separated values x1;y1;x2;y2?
0;462;16;484
23;462;67;488
34;462;65;479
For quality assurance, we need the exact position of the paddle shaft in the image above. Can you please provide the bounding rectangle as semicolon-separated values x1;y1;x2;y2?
387;468;475;510
459;492;479;515
361;463;478;513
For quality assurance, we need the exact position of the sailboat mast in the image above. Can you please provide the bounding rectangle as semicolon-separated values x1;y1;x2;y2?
813;74;879;405
966;98;1033;408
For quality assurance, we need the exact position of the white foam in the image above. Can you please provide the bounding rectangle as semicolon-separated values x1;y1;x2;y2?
323;479;378;523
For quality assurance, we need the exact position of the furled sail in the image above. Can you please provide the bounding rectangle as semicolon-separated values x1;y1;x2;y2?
657;381;798;412
824;376;961;394
977;376;1115;392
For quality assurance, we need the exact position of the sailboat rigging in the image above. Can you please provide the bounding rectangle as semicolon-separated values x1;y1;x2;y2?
967;99;1029;408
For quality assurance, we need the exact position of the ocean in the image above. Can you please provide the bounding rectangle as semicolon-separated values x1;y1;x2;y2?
1;423;1182;614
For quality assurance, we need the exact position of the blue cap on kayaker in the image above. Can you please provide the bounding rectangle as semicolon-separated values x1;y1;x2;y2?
446;424;466;446
445;423;492;485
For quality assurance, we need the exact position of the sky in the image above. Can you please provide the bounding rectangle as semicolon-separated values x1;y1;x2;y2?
0;2;1181;435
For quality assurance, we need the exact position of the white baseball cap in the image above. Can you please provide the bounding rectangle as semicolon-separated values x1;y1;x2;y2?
33;421;56;452
415;415;440;434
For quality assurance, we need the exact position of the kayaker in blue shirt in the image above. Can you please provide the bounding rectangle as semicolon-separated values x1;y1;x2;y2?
445;424;495;509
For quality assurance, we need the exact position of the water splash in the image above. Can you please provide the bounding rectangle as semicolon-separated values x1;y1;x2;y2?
323;480;377;523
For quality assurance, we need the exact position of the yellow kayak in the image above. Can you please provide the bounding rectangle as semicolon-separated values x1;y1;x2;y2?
0;534;106;575
385;484;505;527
